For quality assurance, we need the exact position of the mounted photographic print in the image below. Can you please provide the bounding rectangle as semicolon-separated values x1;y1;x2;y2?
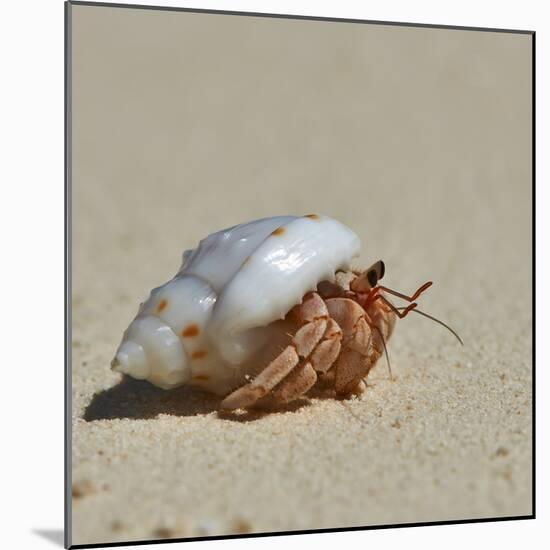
66;1;534;547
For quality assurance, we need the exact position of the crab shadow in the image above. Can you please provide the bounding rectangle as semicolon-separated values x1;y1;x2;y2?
83;376;312;423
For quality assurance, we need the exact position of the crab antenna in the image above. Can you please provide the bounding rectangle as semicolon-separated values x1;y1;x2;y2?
377;281;433;303
373;325;393;381
396;307;464;345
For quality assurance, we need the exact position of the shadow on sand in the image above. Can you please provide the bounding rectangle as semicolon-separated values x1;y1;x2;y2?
83;376;222;421
83;376;312;423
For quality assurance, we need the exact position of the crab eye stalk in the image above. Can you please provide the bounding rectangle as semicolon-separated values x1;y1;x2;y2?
377;260;385;280
367;269;378;287
366;260;385;287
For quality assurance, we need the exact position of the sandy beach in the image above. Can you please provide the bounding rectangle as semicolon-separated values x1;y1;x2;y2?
69;5;532;546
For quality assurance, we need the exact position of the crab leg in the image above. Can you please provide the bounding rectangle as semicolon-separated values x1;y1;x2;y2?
272;361;318;403
221;293;328;409
372;294;417;319
220;346;300;410
309;318;343;373
377;281;433;303
325;298;384;395
220;293;343;410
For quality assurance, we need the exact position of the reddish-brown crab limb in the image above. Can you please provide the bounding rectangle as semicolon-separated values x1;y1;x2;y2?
220;346;299;410
376;281;433;303
220;293;340;410
325;297;383;394
309;318;342;373
272;361;318;404
270;318;344;404
373;295;418;319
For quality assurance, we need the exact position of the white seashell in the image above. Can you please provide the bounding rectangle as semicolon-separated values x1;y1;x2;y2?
112;214;361;394
209;215;360;364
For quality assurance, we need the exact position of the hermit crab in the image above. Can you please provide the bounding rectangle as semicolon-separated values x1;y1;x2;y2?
111;214;461;410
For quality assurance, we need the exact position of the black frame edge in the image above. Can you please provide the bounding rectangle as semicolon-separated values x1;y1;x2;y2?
69;515;535;549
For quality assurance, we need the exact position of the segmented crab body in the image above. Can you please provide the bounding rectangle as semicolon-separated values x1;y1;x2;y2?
112;214;441;410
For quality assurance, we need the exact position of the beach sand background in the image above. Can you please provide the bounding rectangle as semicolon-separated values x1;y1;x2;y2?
69;5;533;546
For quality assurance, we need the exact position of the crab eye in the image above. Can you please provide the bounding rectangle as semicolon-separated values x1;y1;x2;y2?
367;270;378;287
378;260;385;280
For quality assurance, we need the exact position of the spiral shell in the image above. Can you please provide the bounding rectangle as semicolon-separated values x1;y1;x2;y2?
111;214;360;394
